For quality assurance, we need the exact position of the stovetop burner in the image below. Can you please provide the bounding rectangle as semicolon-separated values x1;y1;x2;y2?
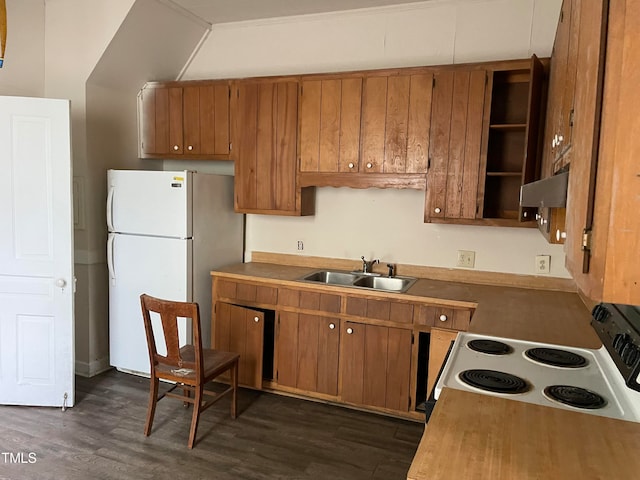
467;339;513;355
459;369;529;394
543;385;607;410
525;348;588;368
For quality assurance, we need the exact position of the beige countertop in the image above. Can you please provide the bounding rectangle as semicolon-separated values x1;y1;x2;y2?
212;260;640;479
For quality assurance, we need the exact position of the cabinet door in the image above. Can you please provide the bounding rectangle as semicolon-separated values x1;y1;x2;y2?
234;80;309;215
360;73;432;174
299;78;362;173
427;328;458;397
213;302;264;389
139;85;183;156
183;83;231;156
340;322;412;412
425;69;486;221
276;313;340;396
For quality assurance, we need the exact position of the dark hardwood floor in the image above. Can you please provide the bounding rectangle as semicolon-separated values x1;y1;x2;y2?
0;370;423;480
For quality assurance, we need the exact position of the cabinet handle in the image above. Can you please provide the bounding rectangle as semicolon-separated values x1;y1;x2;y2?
366;162;373;169
434;207;441;214
253;316;260;323
329;323;336;330
348;162;354;169
187;145;193;151
173;145;180;151
346;327;353;335
439;314;448;322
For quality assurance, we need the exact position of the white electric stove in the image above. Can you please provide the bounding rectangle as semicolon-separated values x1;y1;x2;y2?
434;303;640;423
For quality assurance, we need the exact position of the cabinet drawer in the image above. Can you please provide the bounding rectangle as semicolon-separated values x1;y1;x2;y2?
216;279;277;305
346;297;413;324
278;288;341;313
414;305;471;330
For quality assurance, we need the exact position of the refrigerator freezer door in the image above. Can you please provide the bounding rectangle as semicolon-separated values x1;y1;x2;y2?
107;170;192;238
109;233;192;375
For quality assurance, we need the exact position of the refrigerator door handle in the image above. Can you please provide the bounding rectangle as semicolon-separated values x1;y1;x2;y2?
107;233;116;284
106;185;115;231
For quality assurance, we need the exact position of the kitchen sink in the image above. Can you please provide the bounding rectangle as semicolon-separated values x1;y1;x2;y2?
352;275;417;293
301;270;361;286
298;270;417;293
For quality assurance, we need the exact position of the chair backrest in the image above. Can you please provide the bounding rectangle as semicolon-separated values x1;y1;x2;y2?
140;294;203;377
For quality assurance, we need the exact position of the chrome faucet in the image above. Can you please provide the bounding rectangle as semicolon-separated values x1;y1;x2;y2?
361;256;380;274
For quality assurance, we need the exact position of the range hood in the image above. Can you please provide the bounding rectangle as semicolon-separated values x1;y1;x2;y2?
520;171;569;209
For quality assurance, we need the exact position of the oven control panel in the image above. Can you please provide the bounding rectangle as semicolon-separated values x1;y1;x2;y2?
591;303;640;391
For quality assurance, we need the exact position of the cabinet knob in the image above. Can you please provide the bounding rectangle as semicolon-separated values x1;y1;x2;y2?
187;145;193;151
253;316;260;323
173;145;179;151
366;162;373;169
329;323;336;330
439;314;448;322
346;327;353;335
434;207;441;214
556;229;567;241
348;162;354;169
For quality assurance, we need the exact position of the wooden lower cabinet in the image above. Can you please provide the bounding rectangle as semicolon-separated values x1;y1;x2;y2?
427;328;459;397
213;302;264;389
340;322;412;412
276;312;340;396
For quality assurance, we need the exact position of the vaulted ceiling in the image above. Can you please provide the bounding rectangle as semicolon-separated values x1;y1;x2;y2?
170;0;429;24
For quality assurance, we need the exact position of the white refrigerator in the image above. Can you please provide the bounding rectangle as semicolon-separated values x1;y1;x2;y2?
106;170;243;375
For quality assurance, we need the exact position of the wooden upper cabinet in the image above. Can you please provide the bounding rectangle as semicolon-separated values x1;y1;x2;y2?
360;73;432;174
233;79;314;215
425;69;486;222
298;71;431;189
138;81;231;159
425;58;544;227
566;0;640;304
299;77;362;173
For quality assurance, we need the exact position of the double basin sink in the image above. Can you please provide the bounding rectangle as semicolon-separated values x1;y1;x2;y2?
298;270;417;293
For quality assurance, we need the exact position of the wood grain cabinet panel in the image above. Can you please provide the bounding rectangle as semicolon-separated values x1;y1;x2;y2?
213;302;264;389
299;77;362;173
427;328;459;397
276;313;340;396
340;322;412;412
345;297;414;324
425;69;486;222
138;81;230;159
361;73;432;174
233;79;314;215
415;306;472;331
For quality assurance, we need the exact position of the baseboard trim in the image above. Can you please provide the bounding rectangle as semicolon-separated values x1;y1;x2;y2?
75;357;112;378
251;251;577;292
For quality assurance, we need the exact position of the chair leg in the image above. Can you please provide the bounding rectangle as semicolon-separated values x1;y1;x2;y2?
183;385;191;408
231;360;238;419
187;386;203;449
144;377;159;436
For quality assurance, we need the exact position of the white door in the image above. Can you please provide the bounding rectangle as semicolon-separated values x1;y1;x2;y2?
0;96;74;407
108;233;191;375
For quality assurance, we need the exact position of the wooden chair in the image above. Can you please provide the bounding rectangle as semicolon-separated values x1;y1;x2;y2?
140;294;239;448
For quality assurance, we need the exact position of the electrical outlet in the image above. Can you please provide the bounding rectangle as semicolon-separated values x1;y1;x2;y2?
457;250;475;268
535;255;551;274
297;240;304;251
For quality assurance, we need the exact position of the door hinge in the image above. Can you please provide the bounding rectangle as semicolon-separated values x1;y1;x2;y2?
582;229;592;251
427;157;431;170
432;77;436;87
411;333;415;345
569;109;575;127
408;396;412;409
228;88;231;99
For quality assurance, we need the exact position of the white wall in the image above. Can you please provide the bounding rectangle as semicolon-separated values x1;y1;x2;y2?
183;0;568;277
0;0;45;96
